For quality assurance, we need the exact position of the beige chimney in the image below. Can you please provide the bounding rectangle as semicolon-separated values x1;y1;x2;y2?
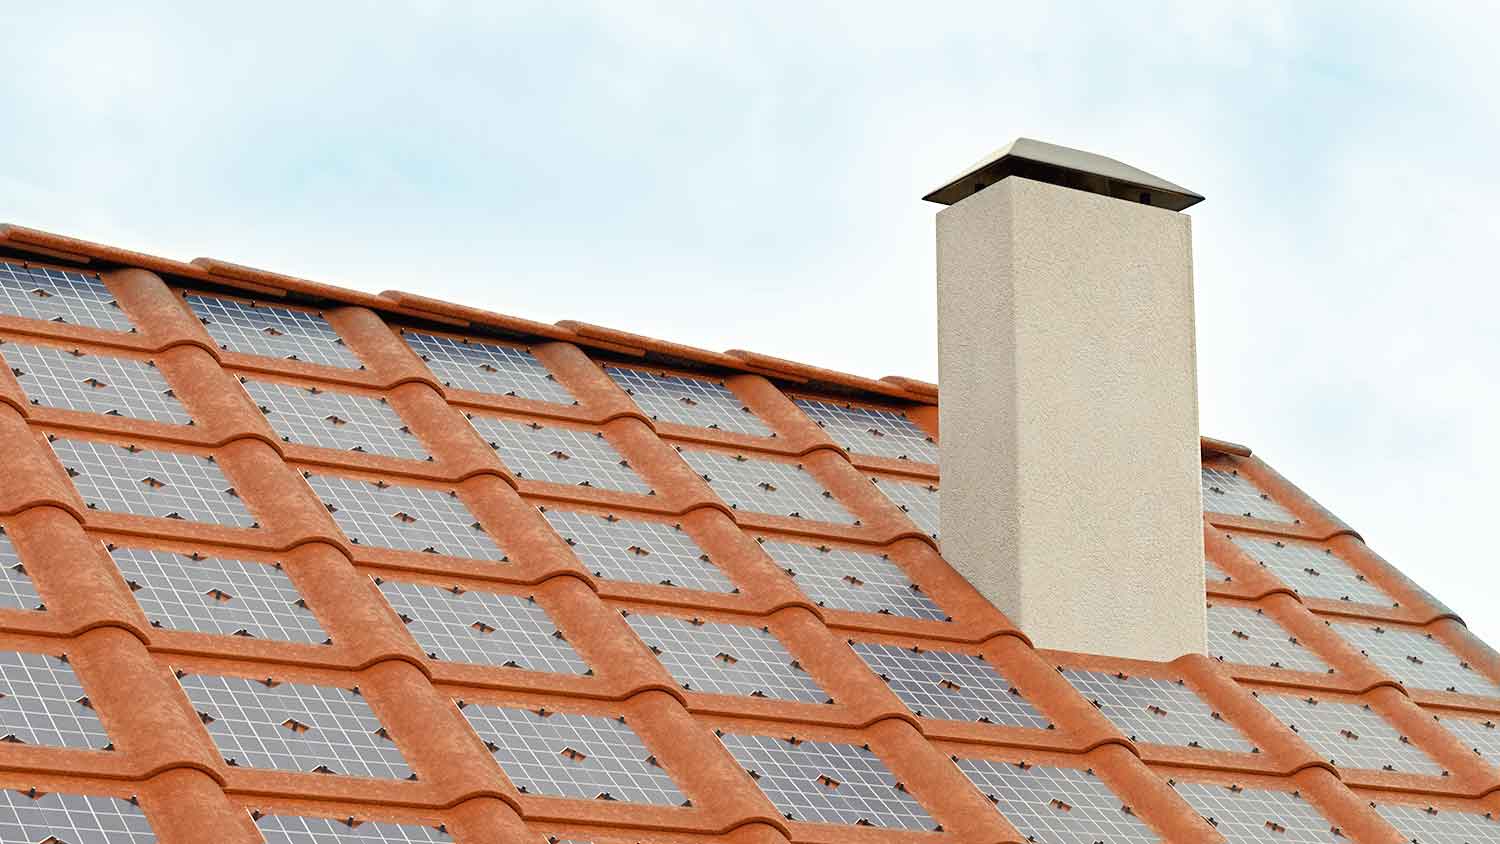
927;139;1207;661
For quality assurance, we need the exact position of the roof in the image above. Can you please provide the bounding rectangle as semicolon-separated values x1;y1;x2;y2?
0;224;1494;844
922;137;1206;210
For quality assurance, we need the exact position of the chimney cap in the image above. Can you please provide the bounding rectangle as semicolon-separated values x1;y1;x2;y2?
923;137;1204;211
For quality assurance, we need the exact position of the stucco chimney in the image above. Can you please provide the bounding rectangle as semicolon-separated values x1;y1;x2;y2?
926;138;1206;662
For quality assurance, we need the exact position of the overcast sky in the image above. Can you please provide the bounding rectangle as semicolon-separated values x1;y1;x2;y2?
5;3;1497;645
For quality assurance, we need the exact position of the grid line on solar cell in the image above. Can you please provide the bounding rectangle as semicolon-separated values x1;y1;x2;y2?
851;642;1051;729
0;789;157;844
541;507;733;592
403;331;576;405
1206;604;1331;673
1332;621;1500;697
186;295;364;369
1375;801;1500;842
179;672;413;779
457;702;687;805
49;437;256;527
0;263;135;331
1254;692;1444;774
2;342;191;424
0;528;43;611
677;449;855;524
109;545;327;644
255;813;452;843
794;398;938;464
1201;467;1293;522
1204;559;1232;584
956;758;1162;844
305;473;506;561
1441;714;1500;762
242;379;428;460
374;577;588;673
470;415;650;493
1230;536;1393;606
871;476;939;539
1059;669;1256;753
1172;780;1342;843
605;367;772;436
759;539;946;620
0;650;111;749
624;612;828;703
719;732;935;830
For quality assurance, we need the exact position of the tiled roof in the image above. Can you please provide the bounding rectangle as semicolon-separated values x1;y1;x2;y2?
0;224;1494;843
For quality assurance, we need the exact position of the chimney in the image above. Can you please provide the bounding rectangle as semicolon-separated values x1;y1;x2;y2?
926;139;1206;662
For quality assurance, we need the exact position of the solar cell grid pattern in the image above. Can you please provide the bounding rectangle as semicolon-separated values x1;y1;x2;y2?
403;331;576;405
1204;559;1232;584
623;613;827;702
456;703;687;804
1171;781;1342;843
1206;604;1331;673
255;813;452;843
242;379;427;460
375;577;588;673
109;545;327;644
1440;714;1500;761
186;295;365;369
794;398;938;463
541;507;733;592
1331;621;1500;697
1230;536;1394;606
179;672;413;779
606;366;771;436
851;642;1052;729
718;732;935;830
1201;467;1294;522
760;538;946;620
1060;670;1256;753
305;473;506;561
2;341;191;424
1254;693;1444;774
469;415;650;493
955;757;1162;843
0;789;157;844
49;437;256;527
0;262;134;331
872;475;940;539
0;529;42;611
1374;801;1500;843
677;448;856;524
0;650;110;748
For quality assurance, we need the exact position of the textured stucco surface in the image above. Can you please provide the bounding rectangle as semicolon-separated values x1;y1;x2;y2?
936;177;1206;661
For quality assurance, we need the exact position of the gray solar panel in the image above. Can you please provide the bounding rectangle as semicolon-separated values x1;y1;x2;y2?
255;812;452;843
187;295;364;369
759;539;946;620
1254;692;1444;775
624;612;828;703
1440;713;1500;762
851;642;1051;729
0;263;134;331
1059;669;1255;753
0;789;157;844
0;528;43;611
0;650;112;749
2;341;191;424
678;449;856;524
607;367;771;436
1230;536;1394;606
242;379;428;460
305;473;507;561
403;331;575;405
1201;467;1293;522
1331;621;1500;697
470;416;650;493
1172;780;1343;843
1206;603;1331;674
870;476;939;539
542;507;733;592
1374;800;1500;842
957;757;1162;843
374;577;588;673
794;398;938;463
49;437;256;527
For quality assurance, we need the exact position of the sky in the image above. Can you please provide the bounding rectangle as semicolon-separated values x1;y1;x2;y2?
4;3;1498;644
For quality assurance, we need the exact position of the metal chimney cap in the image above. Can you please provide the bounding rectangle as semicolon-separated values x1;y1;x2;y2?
923;137;1204;211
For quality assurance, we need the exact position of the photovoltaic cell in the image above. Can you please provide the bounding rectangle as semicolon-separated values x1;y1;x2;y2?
1440;714;1500;762
403;331;576;405
1204;559;1232;584
1229;536;1394;607
1206;604;1331;674
0;650;111;749
794;398;938;464
851;642;1051;729
242;379;427;460
1253;692;1444;775
1374;801;1500;842
305;473;506;561
1059;669;1256;753
677;449;856;524
542;507;733;592
186;295;364;369
456;702;687;804
49;437;257;527
108;545;327;644
0;263;134;332
179;672;413;779
1201;467;1293;522
374;577;588;674
956;758;1162;844
0;789;157;843
2;341;191;424
759;538;946;620
1331;621;1500;697
1172;780;1342;843
470;415;650;493
606;367;771;436
255;813;452;843
0;528;43;611
624;612;828;703
719;732;935;830
871;476;939;539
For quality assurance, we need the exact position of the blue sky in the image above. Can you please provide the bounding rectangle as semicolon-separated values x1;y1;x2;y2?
5;3;1498;643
